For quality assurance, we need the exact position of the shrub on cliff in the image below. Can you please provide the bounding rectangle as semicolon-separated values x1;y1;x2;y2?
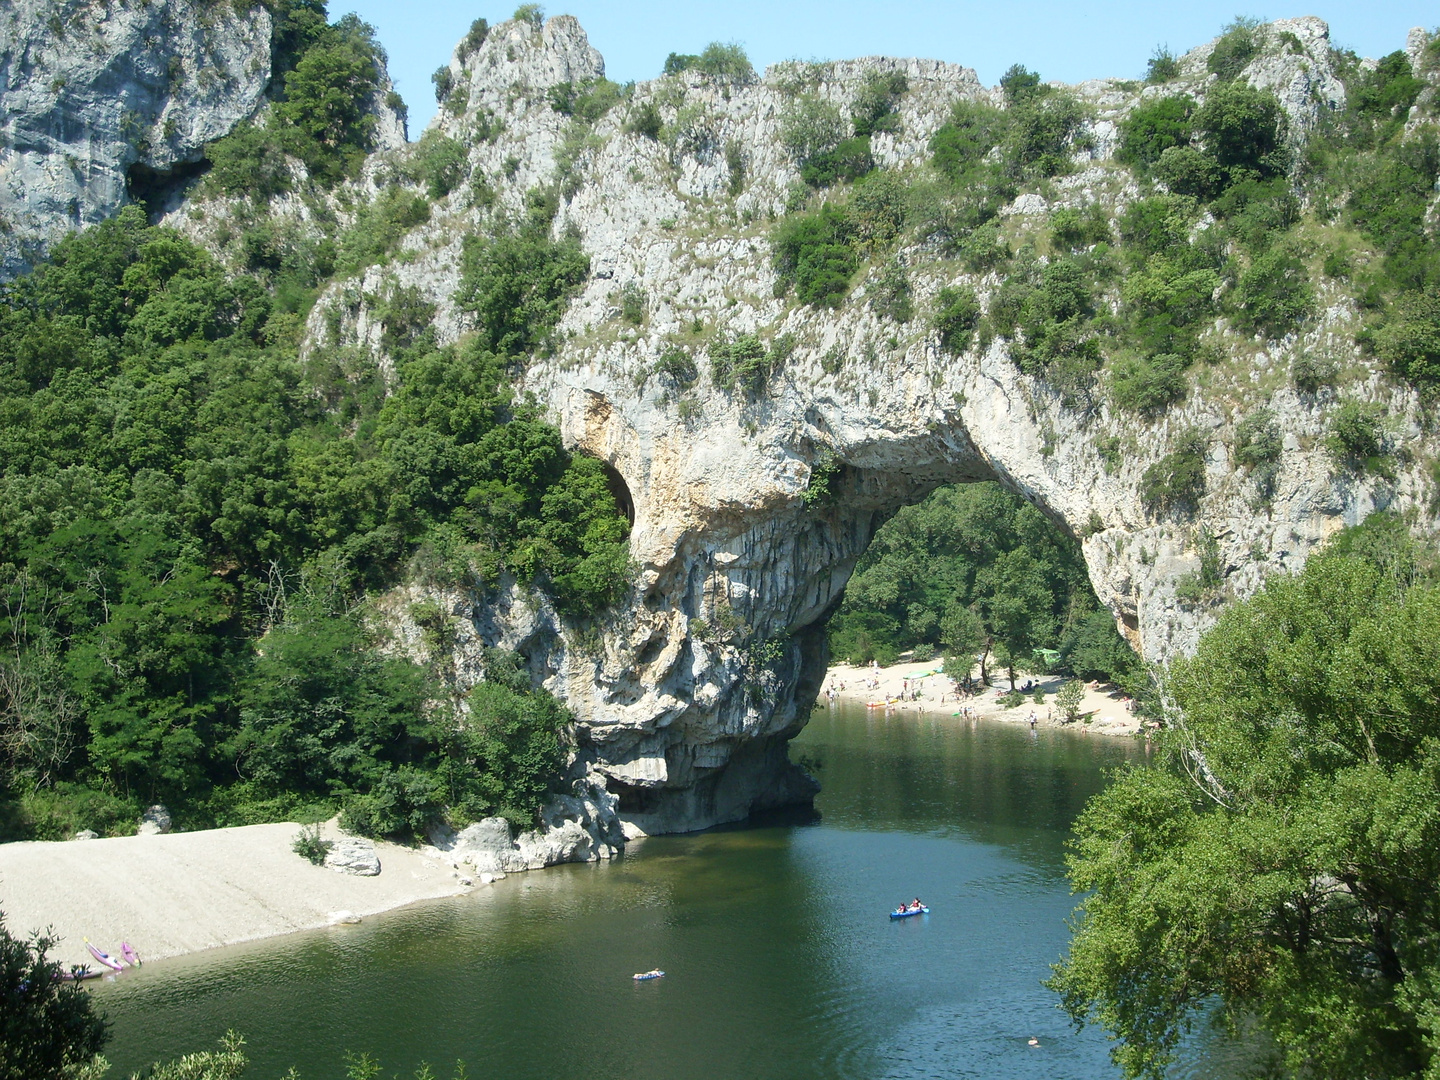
1141;430;1207;514
457;212;590;356
1232;248;1312;338
204;3;387;194
1205;16;1264;81
771;204;858;308
663;42;754;82
1116;95;1196;171
932;285;981;355
1108;352;1189;415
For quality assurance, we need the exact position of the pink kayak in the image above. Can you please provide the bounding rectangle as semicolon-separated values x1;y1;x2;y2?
84;938;124;972
121;941;141;967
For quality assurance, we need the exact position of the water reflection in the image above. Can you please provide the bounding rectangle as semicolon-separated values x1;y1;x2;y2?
97;707;1149;1080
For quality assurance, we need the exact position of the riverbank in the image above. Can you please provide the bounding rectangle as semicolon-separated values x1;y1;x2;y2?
822;658;1147;737
0;821;473;971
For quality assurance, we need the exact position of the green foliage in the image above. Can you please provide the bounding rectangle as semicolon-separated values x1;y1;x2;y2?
725;140;746;195
802;450;842;509
202;120;295;200
624;102;662;141
513;4;543;28
1006;89;1090;180
1325;399;1391;474
336;186;430;274
932;285;980;355
1233;406;1281;494
0;198;626;832
1141;429;1207;514
851;71;908;136
771;204;857;308
619;282;646;325
780;95;846;168
663;42;754;82
131;1032;249;1080
1054;678;1085;722
1108;352;1188;415
1061;609;1140;685
801;136;875;188
1051;519;1440;1079
461;17;490;55
273;14;383;183
409;132;468;200
457;210;590;356
1195;81;1288;186
999;259;1103;394
1000;65;1043;106
1374;288;1440;389
828;483;1132;681
447;650;569;825
1116;95;1195;170
709;332;794;394
929;100;1007;183
654;346;697;390
1173;531;1224;605
1232;247;1312;337
1049;205;1111;252
0;911;109;1080
548;78;623;123
205;8;387;194
868;258;913;322
1205;16;1264;81
291;821;332;864
1145;46;1181;84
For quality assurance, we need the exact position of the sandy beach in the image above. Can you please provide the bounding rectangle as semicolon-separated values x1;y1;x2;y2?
0;821;471;971
821;657;1147;737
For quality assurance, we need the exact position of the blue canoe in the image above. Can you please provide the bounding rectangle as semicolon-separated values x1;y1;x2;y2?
890;905;929;919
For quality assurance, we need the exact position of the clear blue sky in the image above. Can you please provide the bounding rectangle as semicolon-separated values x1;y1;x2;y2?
339;1;1437;137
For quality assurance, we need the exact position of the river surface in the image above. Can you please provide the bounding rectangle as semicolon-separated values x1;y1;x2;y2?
96;705;1164;1079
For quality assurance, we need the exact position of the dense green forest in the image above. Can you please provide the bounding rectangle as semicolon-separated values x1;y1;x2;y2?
0;2;630;841
828;483;1140;688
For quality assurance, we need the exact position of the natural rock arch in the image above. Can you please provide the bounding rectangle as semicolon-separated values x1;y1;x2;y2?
344;13;1434;836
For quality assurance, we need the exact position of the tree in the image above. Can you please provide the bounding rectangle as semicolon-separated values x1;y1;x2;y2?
1054;678;1085;722
0;912;109;1080
1049;516;1440;1079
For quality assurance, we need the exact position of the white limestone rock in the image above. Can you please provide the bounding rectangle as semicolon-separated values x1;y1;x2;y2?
324;837;381;876
0;0;274;277
137;805;172;836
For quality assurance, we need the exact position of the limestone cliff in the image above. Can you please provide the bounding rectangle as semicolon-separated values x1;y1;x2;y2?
0;0;274;276
282;15;1440;835
0;0;410;277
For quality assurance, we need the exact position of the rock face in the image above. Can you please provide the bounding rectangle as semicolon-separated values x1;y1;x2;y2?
137;804;172;836
424;782;626;874
329;15;1439;837
0;0;274;276
324;836;381;876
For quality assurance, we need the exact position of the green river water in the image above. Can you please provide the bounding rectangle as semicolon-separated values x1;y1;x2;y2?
93;704;1238;1079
